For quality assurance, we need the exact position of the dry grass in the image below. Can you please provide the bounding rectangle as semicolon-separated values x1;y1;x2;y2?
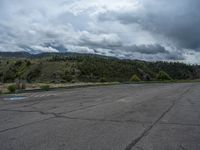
0;82;118;94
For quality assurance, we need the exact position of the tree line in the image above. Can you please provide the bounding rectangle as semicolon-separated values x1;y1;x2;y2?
0;54;200;83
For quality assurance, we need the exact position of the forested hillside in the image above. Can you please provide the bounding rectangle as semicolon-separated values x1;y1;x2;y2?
0;52;200;83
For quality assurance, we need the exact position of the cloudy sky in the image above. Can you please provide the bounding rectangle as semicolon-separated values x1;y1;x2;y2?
0;0;200;64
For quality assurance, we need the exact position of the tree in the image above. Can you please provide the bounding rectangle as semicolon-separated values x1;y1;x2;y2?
157;71;172;81
26;66;41;82
64;70;73;82
26;61;31;66
130;74;141;82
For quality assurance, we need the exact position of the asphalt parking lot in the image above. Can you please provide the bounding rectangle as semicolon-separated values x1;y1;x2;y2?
0;83;200;150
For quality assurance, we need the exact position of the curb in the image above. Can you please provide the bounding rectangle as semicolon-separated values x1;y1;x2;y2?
2;82;119;95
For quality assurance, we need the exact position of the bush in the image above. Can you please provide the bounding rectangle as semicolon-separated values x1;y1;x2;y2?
64;71;73;82
64;75;73;82
99;77;107;83
27;66;41;82
40;85;50;91
3;69;16;82
21;83;26;89
7;85;16;93
130;74;141;82
15;60;23;67
26;61;31;66
157;71;172;81
71;79;76;83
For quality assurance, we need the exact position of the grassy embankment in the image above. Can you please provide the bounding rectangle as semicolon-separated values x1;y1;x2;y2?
0;52;200;94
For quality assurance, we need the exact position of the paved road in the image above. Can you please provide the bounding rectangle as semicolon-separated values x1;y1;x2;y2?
0;83;200;150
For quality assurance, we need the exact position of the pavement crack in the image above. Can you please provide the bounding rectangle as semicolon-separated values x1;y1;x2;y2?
0;109;60;118
179;145;187;150
59;101;114;115
57;96;129;115
22;101;41;108
135;146;145;150
124;102;175;150
186;98;194;105
55;115;149;125
124;85;193;150
0;117;55;134
159;122;200;127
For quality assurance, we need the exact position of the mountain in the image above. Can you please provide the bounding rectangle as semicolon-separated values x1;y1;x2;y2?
0;51;116;59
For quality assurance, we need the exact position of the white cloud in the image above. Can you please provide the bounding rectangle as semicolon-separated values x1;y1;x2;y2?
31;45;59;53
0;0;199;64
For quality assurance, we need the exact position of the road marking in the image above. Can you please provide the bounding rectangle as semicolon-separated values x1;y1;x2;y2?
17;93;58;98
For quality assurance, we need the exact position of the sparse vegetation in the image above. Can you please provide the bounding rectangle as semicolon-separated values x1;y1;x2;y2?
40;85;50;91
130;74;141;82
64;70;73;82
7;85;16;93
100;77;107;83
157;71;172;81
26;65;41;82
26;60;31;66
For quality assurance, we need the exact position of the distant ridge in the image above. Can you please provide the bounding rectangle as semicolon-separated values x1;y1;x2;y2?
0;52;32;58
0;51;118;60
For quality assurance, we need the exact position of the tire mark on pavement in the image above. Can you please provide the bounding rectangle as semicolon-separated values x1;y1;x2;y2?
58;115;150;127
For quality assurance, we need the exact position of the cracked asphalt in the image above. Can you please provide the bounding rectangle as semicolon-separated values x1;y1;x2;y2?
0;83;200;150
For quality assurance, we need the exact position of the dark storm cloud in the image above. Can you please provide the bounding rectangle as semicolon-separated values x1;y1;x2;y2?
79;34;169;54
42;42;68;52
98;0;200;51
123;44;169;54
165;53;185;61
78;34;122;50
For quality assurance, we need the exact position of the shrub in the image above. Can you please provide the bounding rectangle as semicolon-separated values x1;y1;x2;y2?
3;69;16;82
27;66;41;82
130;74;141;82
15;60;23;66
71;79;76;83
21;83;26;89
7;85;16;93
26;61;31;66
40;85;50;91
157;71;172;81
64;75;73;82
99;77;107;83
64;71;73;82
